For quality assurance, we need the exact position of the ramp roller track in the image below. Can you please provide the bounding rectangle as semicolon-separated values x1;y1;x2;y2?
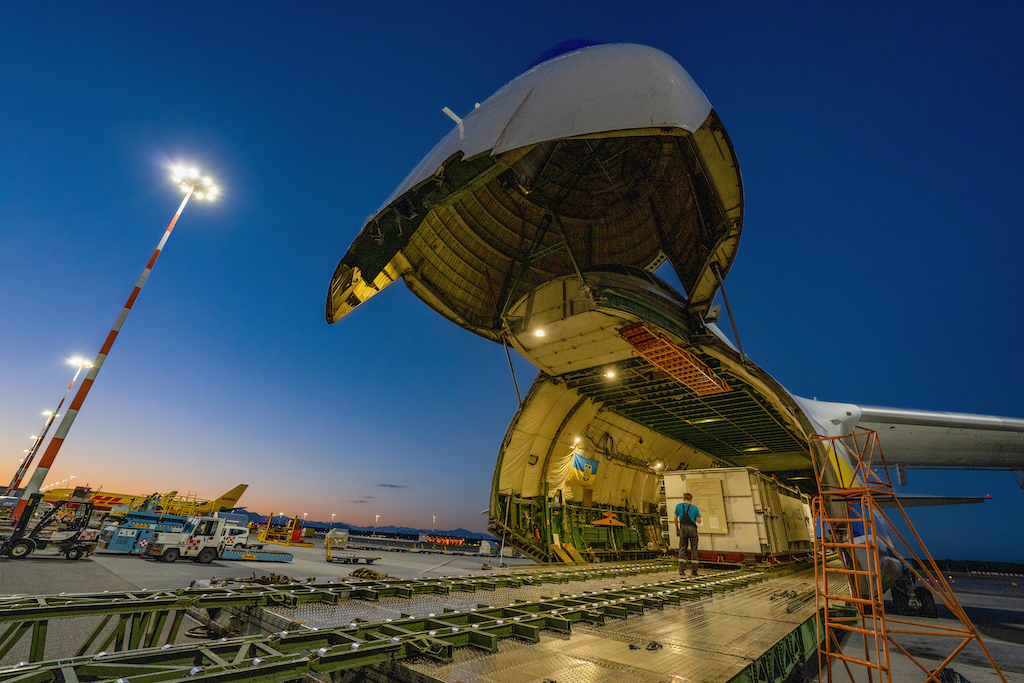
0;568;783;683
0;563;676;663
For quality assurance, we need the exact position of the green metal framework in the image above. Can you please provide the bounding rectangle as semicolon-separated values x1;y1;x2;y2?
561;356;808;469
727;611;822;683
0;563;679;663
490;494;662;565
2;568;774;683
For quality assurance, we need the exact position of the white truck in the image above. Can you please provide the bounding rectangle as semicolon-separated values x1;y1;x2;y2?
145;516;291;563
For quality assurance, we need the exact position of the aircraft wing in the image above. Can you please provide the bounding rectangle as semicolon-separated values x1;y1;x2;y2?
882;494;992;508
855;405;1024;469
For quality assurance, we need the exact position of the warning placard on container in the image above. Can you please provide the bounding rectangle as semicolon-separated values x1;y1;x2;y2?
686;477;728;535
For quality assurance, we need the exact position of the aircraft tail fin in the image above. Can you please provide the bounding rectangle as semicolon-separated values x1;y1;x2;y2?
212;484;248;511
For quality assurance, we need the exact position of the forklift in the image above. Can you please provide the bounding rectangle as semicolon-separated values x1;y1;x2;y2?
0;493;98;560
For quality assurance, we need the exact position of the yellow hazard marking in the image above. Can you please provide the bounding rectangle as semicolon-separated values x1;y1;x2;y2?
827;443;862;487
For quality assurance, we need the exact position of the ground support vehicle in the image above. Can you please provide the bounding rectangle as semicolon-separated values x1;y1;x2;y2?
99;510;252;555
0;493;98;560
145;516;291;563
325;528;381;564
98;509;189;554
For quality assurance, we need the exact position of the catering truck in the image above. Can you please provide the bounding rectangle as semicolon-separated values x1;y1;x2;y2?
145;515;292;563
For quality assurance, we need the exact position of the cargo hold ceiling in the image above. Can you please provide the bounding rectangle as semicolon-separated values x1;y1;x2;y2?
328;117;742;342
560;356;810;472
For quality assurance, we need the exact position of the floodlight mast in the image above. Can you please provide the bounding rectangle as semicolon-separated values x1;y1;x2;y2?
4;358;90;495
11;167;215;521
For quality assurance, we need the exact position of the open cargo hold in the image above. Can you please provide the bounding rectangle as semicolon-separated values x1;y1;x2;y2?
662;466;814;563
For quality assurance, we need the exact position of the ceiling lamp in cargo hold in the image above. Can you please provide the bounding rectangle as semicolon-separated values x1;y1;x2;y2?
326;42;743;342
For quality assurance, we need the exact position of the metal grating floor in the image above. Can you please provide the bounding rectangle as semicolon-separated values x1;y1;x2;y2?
268;568;837;683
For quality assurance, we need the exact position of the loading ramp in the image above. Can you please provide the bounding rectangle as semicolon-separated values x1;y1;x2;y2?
0;563;845;683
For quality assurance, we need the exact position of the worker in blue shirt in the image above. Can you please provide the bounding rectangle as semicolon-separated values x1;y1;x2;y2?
674;492;702;576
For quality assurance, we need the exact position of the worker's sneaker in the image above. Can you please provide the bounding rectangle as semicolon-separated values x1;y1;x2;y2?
691;569;699;576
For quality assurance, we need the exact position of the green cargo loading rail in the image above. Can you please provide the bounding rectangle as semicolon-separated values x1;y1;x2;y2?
0;562;677;663
0;563;838;683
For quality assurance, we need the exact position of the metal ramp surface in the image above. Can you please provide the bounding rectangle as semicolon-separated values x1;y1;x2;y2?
268;566;837;683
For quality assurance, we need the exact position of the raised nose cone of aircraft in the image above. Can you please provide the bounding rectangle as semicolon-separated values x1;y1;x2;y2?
327;42;743;340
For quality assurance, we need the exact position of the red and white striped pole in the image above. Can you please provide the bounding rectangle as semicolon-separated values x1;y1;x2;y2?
12;172;212;521
4;360;90;495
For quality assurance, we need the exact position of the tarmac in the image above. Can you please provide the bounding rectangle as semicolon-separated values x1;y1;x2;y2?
0;538;536;593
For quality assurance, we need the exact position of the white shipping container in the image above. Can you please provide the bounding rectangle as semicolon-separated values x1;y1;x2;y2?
663;467;814;558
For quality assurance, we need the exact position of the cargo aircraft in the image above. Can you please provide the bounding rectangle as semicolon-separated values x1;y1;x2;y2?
325;41;1024;590
38;483;248;514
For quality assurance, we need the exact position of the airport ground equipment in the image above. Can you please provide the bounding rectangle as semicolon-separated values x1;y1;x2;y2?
97;510;190;554
99;511;252;555
0;493;97;560
145;516;290;564
257;515;313;548
811;428;1007;683
325;528;380;564
345;533;494;555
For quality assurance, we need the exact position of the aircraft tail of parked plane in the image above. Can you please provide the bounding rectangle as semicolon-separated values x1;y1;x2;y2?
209;484;248;512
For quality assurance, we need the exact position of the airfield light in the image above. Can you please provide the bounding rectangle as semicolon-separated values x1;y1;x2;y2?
6;357;92;498
171;169;216;201
10;165;214;519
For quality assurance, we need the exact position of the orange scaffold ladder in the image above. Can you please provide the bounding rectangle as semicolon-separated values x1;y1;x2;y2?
809;428;1006;683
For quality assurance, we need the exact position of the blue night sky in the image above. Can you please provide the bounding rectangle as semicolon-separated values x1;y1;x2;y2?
1;3;1022;560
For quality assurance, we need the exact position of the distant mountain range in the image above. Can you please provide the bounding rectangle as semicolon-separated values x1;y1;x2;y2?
229;509;498;541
